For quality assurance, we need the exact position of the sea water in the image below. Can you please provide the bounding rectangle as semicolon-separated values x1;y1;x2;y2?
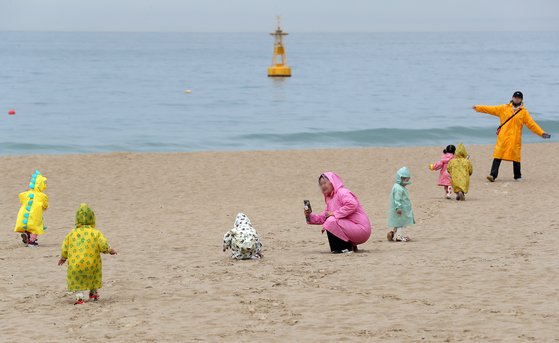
1;31;558;155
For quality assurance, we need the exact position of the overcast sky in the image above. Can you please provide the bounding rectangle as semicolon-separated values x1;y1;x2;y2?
1;0;558;32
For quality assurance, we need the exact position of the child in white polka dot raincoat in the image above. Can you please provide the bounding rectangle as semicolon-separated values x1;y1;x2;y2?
223;213;263;260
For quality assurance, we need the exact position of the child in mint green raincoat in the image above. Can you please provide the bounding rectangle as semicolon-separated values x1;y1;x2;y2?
388;167;415;242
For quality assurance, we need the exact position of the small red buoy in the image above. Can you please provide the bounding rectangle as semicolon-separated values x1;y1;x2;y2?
8;109;16;115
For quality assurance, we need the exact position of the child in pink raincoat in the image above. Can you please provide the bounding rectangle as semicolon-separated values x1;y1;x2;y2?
429;145;455;199
305;172;372;253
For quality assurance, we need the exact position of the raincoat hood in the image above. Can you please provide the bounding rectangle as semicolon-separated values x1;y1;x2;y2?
234;212;252;228
395;167;412;185
321;172;345;192
29;170;47;192
76;203;96;227
455;144;468;158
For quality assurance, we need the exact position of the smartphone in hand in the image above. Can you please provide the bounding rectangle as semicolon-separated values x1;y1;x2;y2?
304;200;312;212
304;200;312;222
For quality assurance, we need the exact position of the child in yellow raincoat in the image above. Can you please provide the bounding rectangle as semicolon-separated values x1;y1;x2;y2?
14;170;48;247
58;204;117;305
447;144;473;201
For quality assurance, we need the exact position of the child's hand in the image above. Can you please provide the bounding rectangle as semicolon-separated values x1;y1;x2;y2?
108;249;117;255
325;211;334;218
396;209;403;216
58;258;66;266
472;105;477;111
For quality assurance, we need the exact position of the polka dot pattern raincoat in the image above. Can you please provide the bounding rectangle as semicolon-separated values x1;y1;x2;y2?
61;204;111;291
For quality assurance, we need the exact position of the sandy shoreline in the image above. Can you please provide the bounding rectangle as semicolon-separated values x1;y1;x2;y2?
1;143;558;342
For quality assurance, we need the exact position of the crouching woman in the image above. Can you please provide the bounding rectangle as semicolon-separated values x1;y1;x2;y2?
305;172;372;253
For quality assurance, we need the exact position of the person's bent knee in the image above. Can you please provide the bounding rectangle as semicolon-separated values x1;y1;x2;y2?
323;216;337;230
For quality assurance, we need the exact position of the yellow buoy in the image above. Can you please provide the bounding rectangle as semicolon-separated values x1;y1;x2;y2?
267;16;291;77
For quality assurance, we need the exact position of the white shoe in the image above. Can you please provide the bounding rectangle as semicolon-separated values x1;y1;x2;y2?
394;233;411;242
514;178;522;182
446;188;453;199
332;249;353;254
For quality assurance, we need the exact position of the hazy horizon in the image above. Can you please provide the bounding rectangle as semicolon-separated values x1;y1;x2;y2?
1;0;558;33
3;29;559;33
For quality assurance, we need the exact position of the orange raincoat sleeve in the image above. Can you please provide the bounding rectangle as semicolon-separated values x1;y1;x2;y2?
522;110;545;137
475;105;506;118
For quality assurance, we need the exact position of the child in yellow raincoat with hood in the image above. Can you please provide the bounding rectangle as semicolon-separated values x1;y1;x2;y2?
58;204;117;305
14;170;48;247
447;144;473;201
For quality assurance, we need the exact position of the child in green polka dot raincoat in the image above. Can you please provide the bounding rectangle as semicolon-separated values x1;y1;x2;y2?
58;203;117;305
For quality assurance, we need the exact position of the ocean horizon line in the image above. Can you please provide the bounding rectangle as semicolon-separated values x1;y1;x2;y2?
2;30;558;34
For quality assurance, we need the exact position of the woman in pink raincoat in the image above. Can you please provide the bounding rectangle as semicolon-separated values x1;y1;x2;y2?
429;144;455;199
305;172;372;253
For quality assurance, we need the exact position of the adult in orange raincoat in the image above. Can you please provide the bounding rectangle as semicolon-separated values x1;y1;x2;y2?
473;91;551;181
